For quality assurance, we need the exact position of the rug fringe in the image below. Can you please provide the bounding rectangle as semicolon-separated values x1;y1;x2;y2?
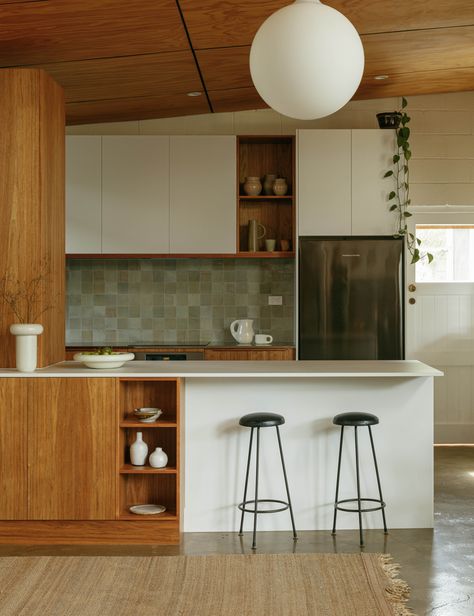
378;554;416;616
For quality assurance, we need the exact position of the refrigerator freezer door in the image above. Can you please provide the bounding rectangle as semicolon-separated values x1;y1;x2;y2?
299;237;404;360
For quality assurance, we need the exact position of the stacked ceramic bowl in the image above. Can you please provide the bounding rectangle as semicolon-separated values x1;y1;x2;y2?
133;407;162;423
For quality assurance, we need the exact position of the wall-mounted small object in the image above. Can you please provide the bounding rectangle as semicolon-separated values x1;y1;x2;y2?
409;297;416;305
243;176;262;196
408;284;416;292
273;178;288;195
130;432;148;466
149;447;168;468
376;112;402;129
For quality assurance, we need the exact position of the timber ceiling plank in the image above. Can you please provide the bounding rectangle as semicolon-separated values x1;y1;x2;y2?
178;0;474;50
33;51;203;103
0;0;189;66
66;92;210;125
209;87;267;114
356;67;474;100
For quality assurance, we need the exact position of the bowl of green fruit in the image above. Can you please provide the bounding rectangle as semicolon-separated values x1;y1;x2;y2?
73;347;135;369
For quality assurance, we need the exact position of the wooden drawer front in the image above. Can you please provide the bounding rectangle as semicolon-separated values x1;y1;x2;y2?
204;348;294;361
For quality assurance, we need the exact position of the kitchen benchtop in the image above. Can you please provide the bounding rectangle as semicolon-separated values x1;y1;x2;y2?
66;343;296;349
0;360;443;378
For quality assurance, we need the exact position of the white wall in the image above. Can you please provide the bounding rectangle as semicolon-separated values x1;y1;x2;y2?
67;91;474;207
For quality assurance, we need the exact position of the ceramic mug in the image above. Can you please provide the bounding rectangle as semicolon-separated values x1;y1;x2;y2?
255;334;273;345
280;239;290;251
265;239;276;251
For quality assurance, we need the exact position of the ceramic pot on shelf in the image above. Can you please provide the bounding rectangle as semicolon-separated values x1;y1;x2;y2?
263;174;277;195
230;319;255;344
149;447;168;468
9;323;43;372
243;177;262;196
273;178;288;196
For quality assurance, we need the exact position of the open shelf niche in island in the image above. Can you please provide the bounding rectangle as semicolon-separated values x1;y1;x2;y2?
117;377;183;524
237;135;295;257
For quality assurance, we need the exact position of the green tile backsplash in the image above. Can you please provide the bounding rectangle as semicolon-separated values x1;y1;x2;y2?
66;259;295;345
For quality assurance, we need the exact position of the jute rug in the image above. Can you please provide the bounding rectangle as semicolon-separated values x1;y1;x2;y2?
0;553;413;615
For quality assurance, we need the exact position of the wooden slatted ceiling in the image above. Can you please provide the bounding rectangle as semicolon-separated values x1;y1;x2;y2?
0;0;472;124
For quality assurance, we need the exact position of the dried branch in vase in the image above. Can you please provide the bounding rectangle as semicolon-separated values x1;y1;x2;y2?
0;263;56;323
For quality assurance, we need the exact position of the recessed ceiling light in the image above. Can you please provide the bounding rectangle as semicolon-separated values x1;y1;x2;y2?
374;75;389;81
186;91;202;97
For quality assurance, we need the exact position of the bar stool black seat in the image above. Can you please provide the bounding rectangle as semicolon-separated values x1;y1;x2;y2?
238;412;297;550
332;411;387;547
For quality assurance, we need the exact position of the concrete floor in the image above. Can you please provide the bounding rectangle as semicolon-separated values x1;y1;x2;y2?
1;446;472;615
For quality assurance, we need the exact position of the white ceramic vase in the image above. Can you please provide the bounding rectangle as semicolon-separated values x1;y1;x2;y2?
149;447;168;469
130;432;148;466
9;324;43;372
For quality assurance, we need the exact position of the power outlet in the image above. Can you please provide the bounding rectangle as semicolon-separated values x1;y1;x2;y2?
268;295;283;306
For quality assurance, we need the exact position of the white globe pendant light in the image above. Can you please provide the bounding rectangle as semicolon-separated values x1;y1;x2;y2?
249;0;364;120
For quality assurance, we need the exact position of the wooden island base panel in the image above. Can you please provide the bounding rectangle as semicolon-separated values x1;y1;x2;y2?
0;377;183;545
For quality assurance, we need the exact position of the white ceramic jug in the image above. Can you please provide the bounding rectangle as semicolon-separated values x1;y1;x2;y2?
230;319;255;344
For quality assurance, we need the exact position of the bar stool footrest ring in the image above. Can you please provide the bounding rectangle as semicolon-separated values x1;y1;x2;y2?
335;497;386;514
238;499;289;514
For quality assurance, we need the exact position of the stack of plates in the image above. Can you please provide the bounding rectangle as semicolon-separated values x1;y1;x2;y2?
129;504;166;515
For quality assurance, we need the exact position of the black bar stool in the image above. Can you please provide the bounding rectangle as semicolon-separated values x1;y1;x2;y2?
332;412;388;547
238;412;297;550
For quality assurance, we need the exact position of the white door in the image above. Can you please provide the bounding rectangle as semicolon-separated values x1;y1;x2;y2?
298;130;351;235
66;136;102;254
169;136;236;254
406;207;474;443
102;136;170;254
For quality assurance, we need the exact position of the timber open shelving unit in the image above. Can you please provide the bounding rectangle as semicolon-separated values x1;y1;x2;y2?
237;135;295;256
117;377;182;527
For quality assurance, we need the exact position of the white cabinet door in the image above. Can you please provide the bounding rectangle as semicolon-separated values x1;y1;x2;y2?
102;136;170;253
298;130;351;236
169;136;236;253
351;130;397;236
66;136;101;253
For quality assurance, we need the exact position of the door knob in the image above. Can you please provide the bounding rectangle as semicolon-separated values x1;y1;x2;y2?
408;284;416;292
409;297;416;305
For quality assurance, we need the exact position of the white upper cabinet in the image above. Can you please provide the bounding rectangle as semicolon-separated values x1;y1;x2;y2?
170;136;236;254
66;136;102;253
102;136;170;253
351;130;396;236
298;130;352;236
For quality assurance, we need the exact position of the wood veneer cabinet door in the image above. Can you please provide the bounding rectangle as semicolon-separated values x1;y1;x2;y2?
0;380;28;519
28;378;117;520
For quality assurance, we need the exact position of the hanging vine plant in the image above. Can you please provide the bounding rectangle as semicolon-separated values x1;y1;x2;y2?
384;97;433;264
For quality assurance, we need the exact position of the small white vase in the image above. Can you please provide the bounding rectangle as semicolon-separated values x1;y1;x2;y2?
149;447;168;468
130;432;148;466
9;323;43;372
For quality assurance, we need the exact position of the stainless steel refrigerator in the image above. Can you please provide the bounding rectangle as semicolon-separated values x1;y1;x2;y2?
298;237;404;360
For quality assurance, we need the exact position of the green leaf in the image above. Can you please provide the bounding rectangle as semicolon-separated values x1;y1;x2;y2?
409;233;415;240
384;170;393;177
427;253;434;264
389;204;398;211
404;165;409;174
416;237;422;246
405;150;412;160
404;211;412;217
393;154;400;163
388;191;396;199
407;199;411;205
402;97;408;109
404;182;409;189
399;126;410;140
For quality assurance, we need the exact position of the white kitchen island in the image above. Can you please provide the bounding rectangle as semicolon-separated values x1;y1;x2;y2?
3;359;441;534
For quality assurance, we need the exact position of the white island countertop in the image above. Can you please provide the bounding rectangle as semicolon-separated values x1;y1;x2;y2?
0;360;443;378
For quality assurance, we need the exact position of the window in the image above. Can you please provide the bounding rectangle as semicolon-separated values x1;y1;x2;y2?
415;225;474;283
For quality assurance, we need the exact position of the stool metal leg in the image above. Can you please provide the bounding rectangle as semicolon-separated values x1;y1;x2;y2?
354;426;364;547
239;427;254;536
275;426;297;540
368;426;388;534
252;427;261;550
332;425;344;535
